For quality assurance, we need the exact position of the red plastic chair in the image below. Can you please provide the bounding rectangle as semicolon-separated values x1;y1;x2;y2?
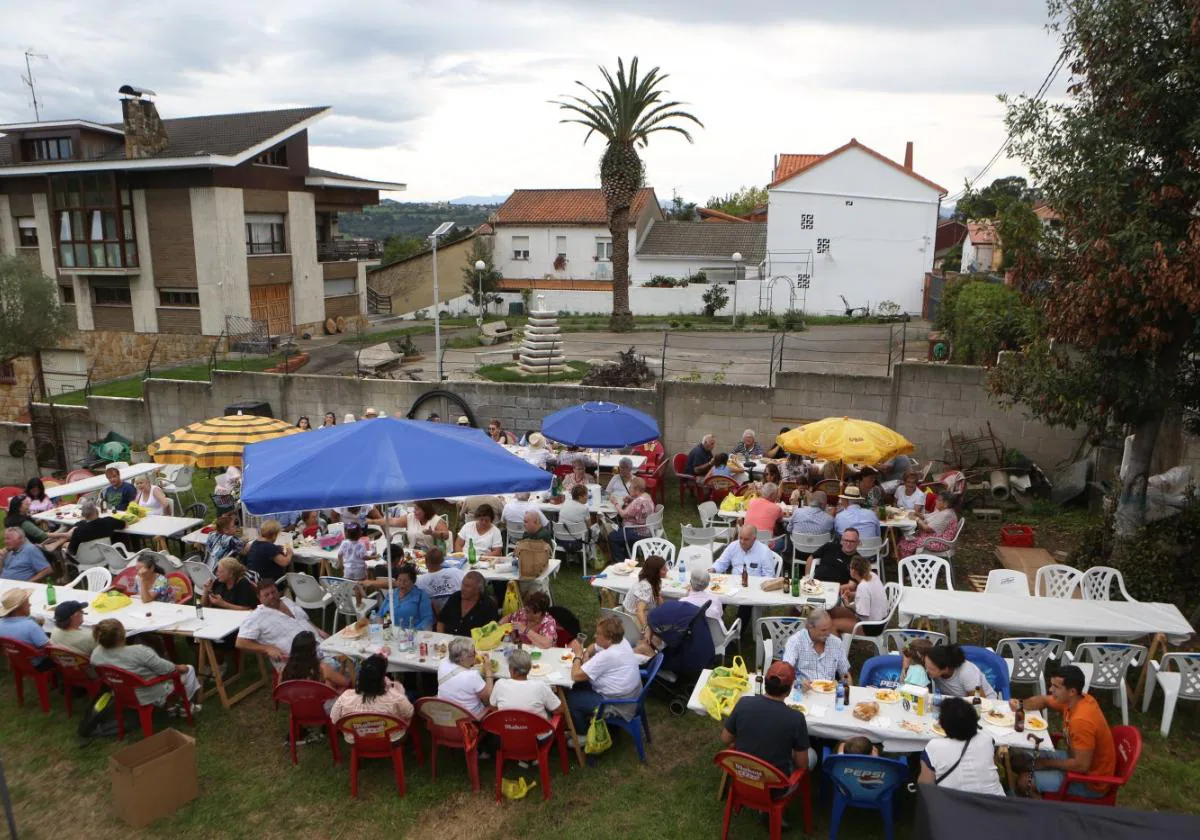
0;486;24;510
713;749;813;839
703;475;740;506
0;637;53;714
65;469;96;484
480;708;570;802
112;567;138;594
414;697;481;792
634;440;664;473
641;458;669;506
673;453;702;504
274;679;342;765
94;663;194;739
336;712;423;798
1042;725;1142;806
45;644;105;716
165;571;194;604
552;464;574;479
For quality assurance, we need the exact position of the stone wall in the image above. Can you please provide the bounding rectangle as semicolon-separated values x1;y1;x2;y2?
367;234;479;316
0;356;37;423
68;330;220;386
0;420;36;483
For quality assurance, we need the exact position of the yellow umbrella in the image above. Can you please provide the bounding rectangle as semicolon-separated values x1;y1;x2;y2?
775;417;914;466
147;414;302;468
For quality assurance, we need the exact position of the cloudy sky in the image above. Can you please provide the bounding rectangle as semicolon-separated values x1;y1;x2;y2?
1;0;1066;203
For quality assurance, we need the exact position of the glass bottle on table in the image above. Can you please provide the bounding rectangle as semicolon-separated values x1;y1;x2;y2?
1014;700;1025;733
467;538;477;567
45;580;56;606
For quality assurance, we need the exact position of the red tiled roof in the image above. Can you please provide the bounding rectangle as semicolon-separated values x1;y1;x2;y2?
935;220;967;252
697;207;752;223
492;188;658;226
474;222;494;235
498;278;612;291
769;139;947;194
1033;203;1060;222
966;220;998;245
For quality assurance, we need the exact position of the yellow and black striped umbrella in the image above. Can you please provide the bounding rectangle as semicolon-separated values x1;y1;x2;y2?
147;414;302;468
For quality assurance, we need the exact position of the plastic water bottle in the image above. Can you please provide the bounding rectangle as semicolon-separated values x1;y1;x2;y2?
677;562;687;586
930;692;944;716
835;680;846;712
369;613;382;642
790;681;804;705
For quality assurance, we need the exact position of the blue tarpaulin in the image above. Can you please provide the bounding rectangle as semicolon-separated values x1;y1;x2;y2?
240;417;551;515
540;401;659;449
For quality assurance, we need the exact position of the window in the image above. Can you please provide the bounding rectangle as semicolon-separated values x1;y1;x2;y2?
159;288;200;307
555;235;567;259
246;214;286;255
22;137;73;161
816;238;830;254
51;174;138;269
511;235;530;261
800;213;813;230
58;284;75;305
253;145;288;167
92;282;132;306
324;278;356;297
17;217;37;247
595;238;613;261
0;361;15;384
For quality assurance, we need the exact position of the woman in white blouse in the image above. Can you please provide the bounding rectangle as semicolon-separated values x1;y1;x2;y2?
132;474;170;515
893;472;925;512
919;697;1004;796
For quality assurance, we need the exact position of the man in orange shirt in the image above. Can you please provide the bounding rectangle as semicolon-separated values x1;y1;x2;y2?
1011;665;1116;799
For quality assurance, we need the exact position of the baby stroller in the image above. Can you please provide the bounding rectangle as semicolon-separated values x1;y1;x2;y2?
649;598;716;716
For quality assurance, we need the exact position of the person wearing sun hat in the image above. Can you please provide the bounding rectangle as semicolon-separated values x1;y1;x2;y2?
833;485;880;538
522;432;552;470
50;600;96;657
0;588;51;668
456;416;470;426
362;407;380;419
721;659;815;784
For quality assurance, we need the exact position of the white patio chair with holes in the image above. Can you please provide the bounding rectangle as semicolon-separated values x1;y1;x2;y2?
681;524;723;553
281;572;334;620
553;521;595;577
857;535;889;583
994;637;1065;696
898;554;956;642
698;501;732;544
160;464;195;508
984;569;1029;596
1080;566;1137;602
645;507;666;539
841;582;902;656
504;523;525;554
600;607;642;646
707;614;742;664
677;545;712;575
319;576;377;631
632;537;675;568
791;532;832;576
181;560;214;591
1141;652;1200;737
1064;642;1146;726
756;616;805;671
75;540;133;573
913;517;965;561
65;566;112;593
881;628;947;654
755;528;773;545
1035;564;1083;599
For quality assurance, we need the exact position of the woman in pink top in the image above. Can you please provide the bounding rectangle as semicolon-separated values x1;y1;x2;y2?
744;482;786;552
608;477;655;563
330;654;414;743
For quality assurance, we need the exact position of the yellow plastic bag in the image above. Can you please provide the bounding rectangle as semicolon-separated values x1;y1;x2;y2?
501;777;538;800
471;621;513;652
502;580;522;616
697;656;750;720
719;492;750;513
90;590;132;612
585;710;612;755
729;655;749;681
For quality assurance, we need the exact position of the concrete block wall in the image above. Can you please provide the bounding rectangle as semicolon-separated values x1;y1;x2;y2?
0;421;36;483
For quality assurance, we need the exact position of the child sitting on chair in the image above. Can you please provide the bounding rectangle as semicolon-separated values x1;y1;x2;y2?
837;736;880;756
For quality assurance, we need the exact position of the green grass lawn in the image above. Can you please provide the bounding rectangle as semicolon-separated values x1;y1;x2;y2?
476;360;591;384
49;355;291;405
2;476;1197;839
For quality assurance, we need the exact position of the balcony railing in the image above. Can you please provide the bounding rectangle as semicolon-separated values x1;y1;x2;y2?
317;240;383;262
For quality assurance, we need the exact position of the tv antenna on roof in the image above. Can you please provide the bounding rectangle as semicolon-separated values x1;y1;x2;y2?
22;50;48;121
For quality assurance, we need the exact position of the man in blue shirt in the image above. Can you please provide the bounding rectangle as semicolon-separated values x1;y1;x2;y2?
101;466;137;512
683;435;716;478
712;525;778;576
789;491;835;536
833;487;880;538
0;527;51;582
0;588;51;668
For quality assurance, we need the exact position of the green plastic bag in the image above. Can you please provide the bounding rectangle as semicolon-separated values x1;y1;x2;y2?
585;710;612;755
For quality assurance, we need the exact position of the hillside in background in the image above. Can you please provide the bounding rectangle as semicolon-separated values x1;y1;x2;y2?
338;200;497;241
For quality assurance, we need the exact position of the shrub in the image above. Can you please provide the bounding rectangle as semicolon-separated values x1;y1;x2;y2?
731;314;746;330
668;319;681;328
943;279;1036;365
645;275;684;288
766;315;780;330
684;270;708;284
781;309;806;331
701;284;729;317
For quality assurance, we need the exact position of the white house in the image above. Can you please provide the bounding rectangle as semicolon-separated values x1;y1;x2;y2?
764;139;946;316
959;219;1000;273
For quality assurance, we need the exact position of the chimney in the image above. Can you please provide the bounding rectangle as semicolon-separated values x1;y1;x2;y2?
119;85;169;159
903;141;914;170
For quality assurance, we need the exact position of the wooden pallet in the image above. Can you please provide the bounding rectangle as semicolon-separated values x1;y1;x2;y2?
968;574;990;592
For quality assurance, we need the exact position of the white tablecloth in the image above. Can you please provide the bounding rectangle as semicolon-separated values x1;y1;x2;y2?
900;587;1194;644
37;506;201;540
502;444;646;471
593;570;837;610
686;672;1048;752
46;463;163;500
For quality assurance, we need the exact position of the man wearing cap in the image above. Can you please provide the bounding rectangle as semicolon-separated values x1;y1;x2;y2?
50;600;96;657
0;589;51;668
833;486;880;538
427;413;441;422
721;660;814;789
0;526;52;582
456;415;470;426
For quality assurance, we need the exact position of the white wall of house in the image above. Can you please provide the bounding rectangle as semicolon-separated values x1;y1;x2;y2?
631;256;750;285
287;191;324;326
0;195;13;255
129;190;159;333
766;146;940;316
959;235;994;273
191;186;251;335
493;225;638;282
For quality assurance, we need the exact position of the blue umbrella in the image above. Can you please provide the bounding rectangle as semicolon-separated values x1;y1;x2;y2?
540;401;660;449
240;417;551;515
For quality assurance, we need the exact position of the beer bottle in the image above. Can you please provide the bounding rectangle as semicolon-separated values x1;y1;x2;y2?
1014;700;1026;733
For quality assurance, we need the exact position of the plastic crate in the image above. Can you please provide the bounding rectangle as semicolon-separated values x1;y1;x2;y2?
999;524;1035;547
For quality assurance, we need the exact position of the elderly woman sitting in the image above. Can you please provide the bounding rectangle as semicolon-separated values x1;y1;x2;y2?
331;654;414;741
605;457;635;502
679;568;723;620
896;491;959;557
437;636;494;718
561;459;595;495
490;648;562;720
501;590;560;649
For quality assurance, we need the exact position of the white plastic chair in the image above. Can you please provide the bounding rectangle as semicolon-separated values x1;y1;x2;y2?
1141;652;1200;737
697;501;732;543
181;560;214;591
994;637;1065;696
1080;566;1136;602
1065;642;1146;725
160;464;195;508
791;532;832;576
74;540;133;573
841;582;902;656
552;521;595;576
281;571;335;618
983;569;1029;596
319;576;378;631
632;537;675;568
645;506;666;539
707;614;742;664
676;545;713;575
681;525;723;554
755;616;805;671
1035;564;1083;599
881;628;947;654
917;517;965;561
763;550;784;579
503;523;525;554
64;567;112;593
899;554;956;641
857;535;889;583
600;607;642;646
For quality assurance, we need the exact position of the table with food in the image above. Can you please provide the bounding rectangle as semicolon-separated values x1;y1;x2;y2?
501;444;646;473
593;563;838;610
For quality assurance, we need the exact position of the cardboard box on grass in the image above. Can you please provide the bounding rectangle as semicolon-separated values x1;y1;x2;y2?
110;728;198;827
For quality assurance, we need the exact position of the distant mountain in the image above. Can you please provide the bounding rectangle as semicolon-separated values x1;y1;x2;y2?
337;200;496;241
450;194;507;205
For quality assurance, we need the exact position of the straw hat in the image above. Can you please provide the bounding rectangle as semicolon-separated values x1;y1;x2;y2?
528;432;546;448
456;416;470;426
839;486;864;503
363;407;379;418
0;588;31;617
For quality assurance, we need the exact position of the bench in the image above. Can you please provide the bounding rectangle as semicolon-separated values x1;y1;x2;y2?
479;320;513;345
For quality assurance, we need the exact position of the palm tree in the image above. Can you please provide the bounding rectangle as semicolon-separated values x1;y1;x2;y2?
555;57;702;332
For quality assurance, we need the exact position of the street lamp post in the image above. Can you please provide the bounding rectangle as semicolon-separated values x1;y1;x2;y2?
730;251;743;325
429;221;455;381
474;259;486;328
